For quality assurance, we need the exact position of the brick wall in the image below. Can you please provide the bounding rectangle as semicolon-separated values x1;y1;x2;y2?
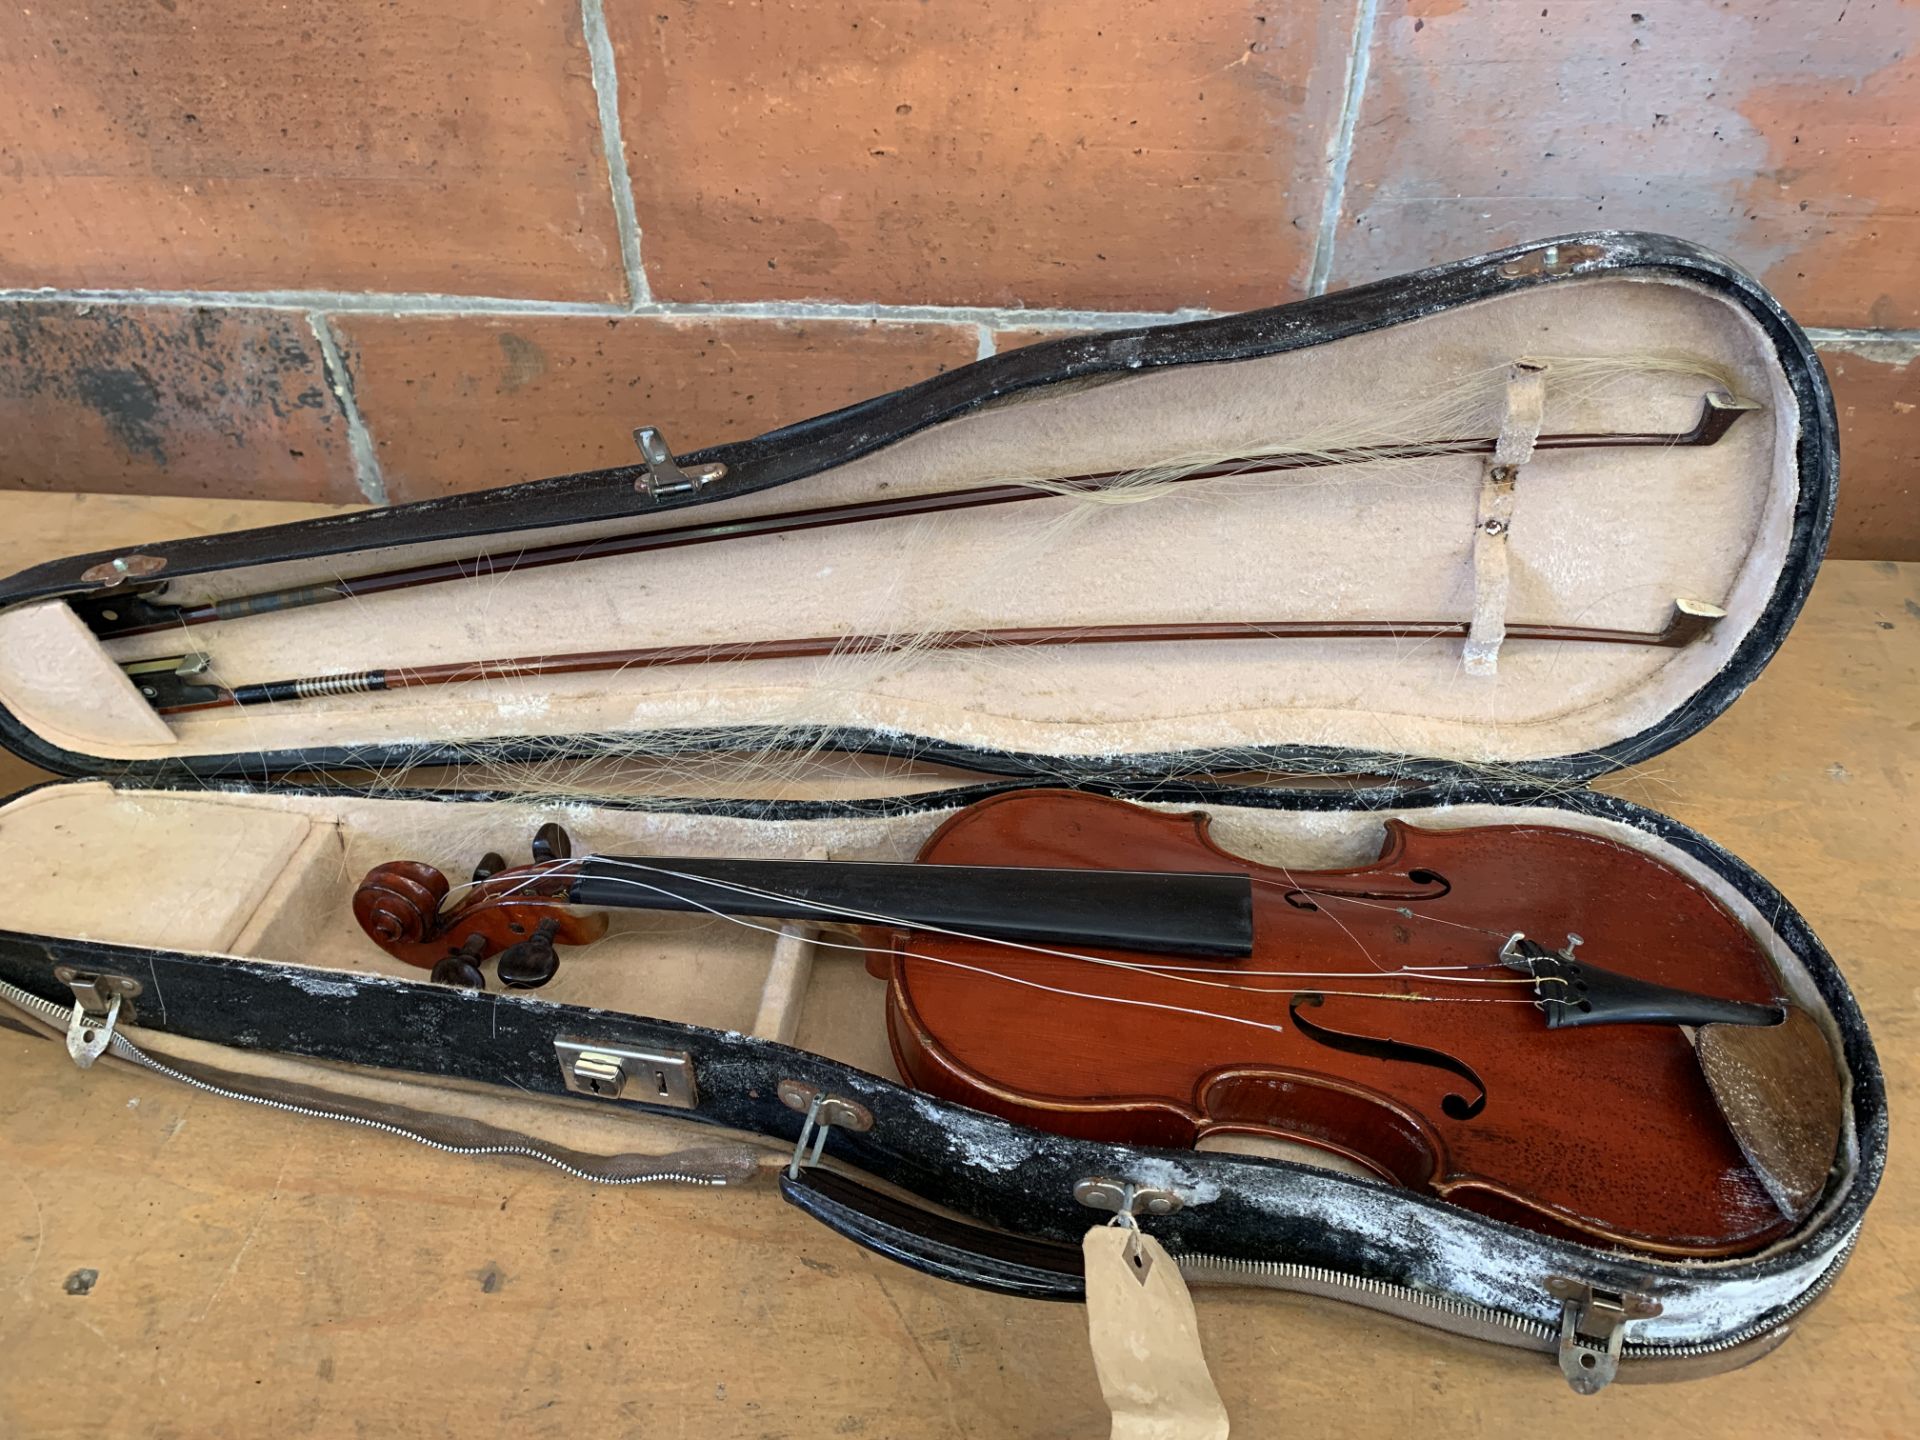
0;1;1912;556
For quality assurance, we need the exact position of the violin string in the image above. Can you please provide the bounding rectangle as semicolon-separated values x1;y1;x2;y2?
1263;863;1395;972
457;855;1350;996
503;855;1487;993
443;854;1508;993
1111;960;1501;976
1251;876;1518;942
1170;975;1545;991
508;863;1288;1029
539;867;1550;1032
440;856;1556;1008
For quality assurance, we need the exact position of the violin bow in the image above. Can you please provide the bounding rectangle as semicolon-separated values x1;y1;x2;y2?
125;599;1726;715
78;392;1759;640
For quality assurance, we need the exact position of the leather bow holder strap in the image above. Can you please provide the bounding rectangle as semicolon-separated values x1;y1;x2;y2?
1465;359;1549;676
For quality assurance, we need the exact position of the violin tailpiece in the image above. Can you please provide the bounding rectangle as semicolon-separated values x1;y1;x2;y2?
1501;936;1784;1031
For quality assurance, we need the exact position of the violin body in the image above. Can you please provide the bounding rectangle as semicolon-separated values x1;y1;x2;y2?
869;790;1797;1258
350;784;1825;1258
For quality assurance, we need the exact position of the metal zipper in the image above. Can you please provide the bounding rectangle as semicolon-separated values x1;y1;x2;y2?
1178;1226;1857;1368
1180;1252;1555;1345
0;976;731;1188
1622;1227;1856;1358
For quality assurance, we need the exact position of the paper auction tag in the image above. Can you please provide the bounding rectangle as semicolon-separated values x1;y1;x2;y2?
1082;1226;1229;1440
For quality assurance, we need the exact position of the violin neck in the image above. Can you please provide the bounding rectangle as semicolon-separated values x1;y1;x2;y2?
567;856;1255;959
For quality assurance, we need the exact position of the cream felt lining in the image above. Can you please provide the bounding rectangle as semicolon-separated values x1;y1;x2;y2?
0;784;315;953
0;276;1802;773
0;601;177;753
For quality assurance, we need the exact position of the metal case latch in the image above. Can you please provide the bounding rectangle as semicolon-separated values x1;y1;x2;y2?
1073;1177;1184;1218
632;427;729;500
1548;1277;1661;1394
777;1079;874;1177
54;967;142;1070
555;1039;697;1109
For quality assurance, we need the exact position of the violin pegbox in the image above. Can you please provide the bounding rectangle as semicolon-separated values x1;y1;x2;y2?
351;824;608;988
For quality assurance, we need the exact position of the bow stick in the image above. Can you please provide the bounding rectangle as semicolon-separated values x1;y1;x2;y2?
78;392;1758;640
125;600;1724;715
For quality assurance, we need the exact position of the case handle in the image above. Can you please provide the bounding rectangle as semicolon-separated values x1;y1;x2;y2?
777;1167;1087;1301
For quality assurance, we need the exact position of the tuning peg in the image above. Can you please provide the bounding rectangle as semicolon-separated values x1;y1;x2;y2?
471;851;507;884
429;934;490;990
496;918;563;990
532;823;572;865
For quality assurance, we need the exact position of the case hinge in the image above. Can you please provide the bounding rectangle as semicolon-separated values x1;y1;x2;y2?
632;427;729;500
1547;1277;1662;1394
777;1079;874;1177
53;967;142;1070
1073;1177;1185;1219
1496;241;1605;279
79;552;168;588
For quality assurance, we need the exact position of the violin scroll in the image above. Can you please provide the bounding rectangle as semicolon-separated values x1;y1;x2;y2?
351;826;608;988
353;860;452;950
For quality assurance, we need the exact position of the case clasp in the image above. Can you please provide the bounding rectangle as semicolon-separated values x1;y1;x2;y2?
54;967;141;1070
1547;1277;1661;1394
555;1039;698;1109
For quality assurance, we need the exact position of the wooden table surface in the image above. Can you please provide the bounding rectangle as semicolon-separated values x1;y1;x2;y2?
0;491;1913;1439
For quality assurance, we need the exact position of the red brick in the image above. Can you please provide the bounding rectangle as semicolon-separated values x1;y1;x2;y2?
1332;2;1920;328
612;2;1358;310
334;315;980;502
0;3;622;301
1821;345;1920;562
0;304;362;504
991;327;1099;354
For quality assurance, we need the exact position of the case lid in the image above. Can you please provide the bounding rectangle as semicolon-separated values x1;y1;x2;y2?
0;233;1836;790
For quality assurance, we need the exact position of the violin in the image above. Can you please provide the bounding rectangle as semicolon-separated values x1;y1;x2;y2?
352;789;1841;1258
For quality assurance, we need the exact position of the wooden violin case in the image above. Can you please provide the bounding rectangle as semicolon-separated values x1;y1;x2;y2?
0;233;1885;1394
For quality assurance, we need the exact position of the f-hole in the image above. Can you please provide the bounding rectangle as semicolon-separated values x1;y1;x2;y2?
1289;993;1488;1121
1283;868;1452;912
